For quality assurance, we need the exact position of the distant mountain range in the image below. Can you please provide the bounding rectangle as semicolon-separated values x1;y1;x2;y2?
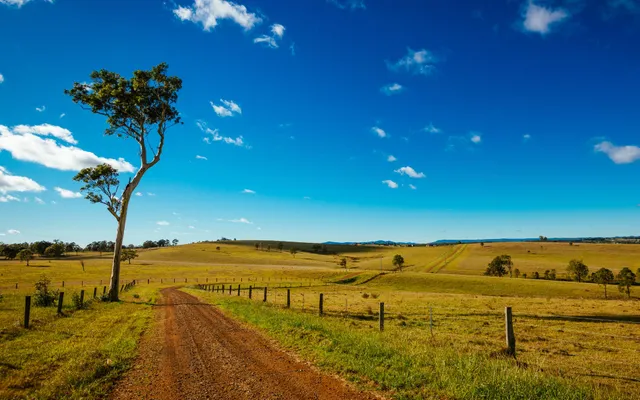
323;240;418;246
324;236;640;246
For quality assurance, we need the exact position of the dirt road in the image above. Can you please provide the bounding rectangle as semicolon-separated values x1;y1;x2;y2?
111;287;378;400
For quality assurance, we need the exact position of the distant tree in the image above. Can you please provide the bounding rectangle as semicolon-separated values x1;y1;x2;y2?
539;236;548;242
2;244;20;260
522;273;528;279
549;269;557;280
216;246;221;251
255;243;259;250
544;270;550;279
312;244;322;253
44;243;65;258
484;255;512;277
480;242;484;247
393;254;405;271
339;257;347;269
290;248;298;258
120;249;139;264
617;267;636;299
532;271;540;279
172;239;178;246
592;268;615;299
277;242;284;252
569;242;573;246
514;268;521;278
18;249;34;266
267;245;271;252
31;241;53;256
67;62;182;302
322;244;328;253
567;259;589;283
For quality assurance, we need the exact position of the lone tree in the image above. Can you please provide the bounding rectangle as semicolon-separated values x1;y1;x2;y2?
484;255;512;277
592;268;614;299
290;248;298;258
277;242;284;252
339;257;347;270
172;239;178;246
567;259;589;283
617;267;636;299
18;249;34;266
66;62;182;301
120;249;139;265
392;254;405;271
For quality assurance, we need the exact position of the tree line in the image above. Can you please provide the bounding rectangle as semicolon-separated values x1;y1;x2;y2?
484;254;638;298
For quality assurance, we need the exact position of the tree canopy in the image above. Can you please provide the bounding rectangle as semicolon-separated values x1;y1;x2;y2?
484;255;512;277
617;267;636;299
567;259;589;282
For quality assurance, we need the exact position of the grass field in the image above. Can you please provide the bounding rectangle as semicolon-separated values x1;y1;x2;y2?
1;240;639;399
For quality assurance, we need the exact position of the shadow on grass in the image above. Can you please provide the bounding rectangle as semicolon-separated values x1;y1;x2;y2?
520;313;640;324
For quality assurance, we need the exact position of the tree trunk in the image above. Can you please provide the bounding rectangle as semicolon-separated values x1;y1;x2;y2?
108;201;129;301
604;285;607;299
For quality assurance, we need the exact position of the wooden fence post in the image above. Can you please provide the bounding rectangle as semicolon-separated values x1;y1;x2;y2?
103;286;106;295
286;289;290;308
429;306;433;336
319;293;324;316
79;290;85;308
57;292;64;314
249;286;252;299
237;284;240;296
263;287;267;302
24;296;31;328
222;284;225;294
93;287;97;298
62;281;65;288
379;302;384;331
505;307;516;356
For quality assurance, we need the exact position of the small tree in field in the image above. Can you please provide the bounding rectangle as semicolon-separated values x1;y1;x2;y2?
255;243;260;250
393;254;405;271
172;239;178;246
532;271;540;279
617;267;636;299
567;259;589;283
120;249;139;264
592;268;614;299
549;269;557;280
514;268;521;278
66;62;182;301
339;257;347;270
44;243;65;258
290;248;298;258
18;249;34;266
484;255;512;277
277;242;284;252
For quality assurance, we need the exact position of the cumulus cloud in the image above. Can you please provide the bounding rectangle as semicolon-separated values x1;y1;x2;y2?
594;141;640;164
210;99;242;117
0;166;45;194
387;155;397;162
521;1;569;35
254;23;286;49
394;166;426;178
7;229;20;234
0;124;135;172
172;0;261;31
382;180;398;189
157;221;170;226
197;121;248;148
471;133;482;144
424;123;441;134
327;0;365;10
54;187;82;199
35;105;45;112
231;217;253;224
195;155;208;160
380;83;404;95
271;23;285;38
242;189;256;194
372;126;387;138
387;48;439;76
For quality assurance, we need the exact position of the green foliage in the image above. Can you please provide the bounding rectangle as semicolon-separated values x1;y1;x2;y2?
514;268;521;278
172;239;179;246
33;275;59;307
31;240;53;256
73;163;122;220
277;242;284;252
549;269;557;280
72;291;85;309
592;268;615;299
339;257;348;269
567;259;589;283
290;248;299;258
44;242;65;258
616;267;636;299
18;249;34;266
392;254;405;270
120;249;139;264
532;271;540;279
312;244;322;253
484;255;512;277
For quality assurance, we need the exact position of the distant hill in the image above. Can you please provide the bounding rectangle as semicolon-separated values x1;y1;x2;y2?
323;240;419;246
430;236;640;245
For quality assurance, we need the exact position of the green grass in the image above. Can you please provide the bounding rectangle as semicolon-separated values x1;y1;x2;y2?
185;287;620;400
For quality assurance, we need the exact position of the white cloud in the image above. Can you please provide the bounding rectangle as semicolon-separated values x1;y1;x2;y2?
54;187;82;199
210;99;242;117
594;141;640;164
197;121;247;148
0;0;52;7
424;123;441;134
394;166;426;178
231;217;253;224
387;155;397;162
195;155;208;160
7;229;20;235
254;34;278;48
380;83;404;96
0;194;21;202
35;105;45;112
0;125;135;172
521;1;569;35
471;133;482;144
523;134;531;141
172;0;261;31
327;0;365;10
147;192;156;196
271;23;285;38
0;73;4;84
372;126;387;138
409;184;417;190
13;123;77;144
34;197;45;204
188;225;195;229
242;189;256;194
0;166;45;194
157;221;170;226
135;192;143;197
50;200;56;204
388;48;439;76
382;180;398;189
290;43;296;56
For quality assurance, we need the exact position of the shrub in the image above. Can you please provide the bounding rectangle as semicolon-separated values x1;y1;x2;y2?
361;293;370;299
72;291;86;309
133;293;140;299
371;293;380;299
34;275;59;307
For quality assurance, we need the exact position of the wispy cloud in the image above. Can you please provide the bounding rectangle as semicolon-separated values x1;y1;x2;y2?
380;83;404;96
447;132;483;150
0;0;53;8
7;229;20;235
242;189;256;194
372;126;387;138
0;166;45;194
254;23;286;49
54;187;82;199
34;196;45;204
157;221;170;226
394;166;426;178
172;0;261;31
387;155;397;162
147;192;156;196
197;121;248;148
0;194;21;203
35;105;45;112
211;99;242;117
471;133;482;144
594;141;640;164
0;124;134;172
135;192;143;197
290;42;296;56
382;180;398;189
409;184;417;190
0;73;4;84
521;1;569;35
387;48;439;76
607;0;640;15
424;123;441;134
327;0;365;11
195;155;208;160
523;134;531;141
59;113;65;119
254;35;278;48
231;217;253;224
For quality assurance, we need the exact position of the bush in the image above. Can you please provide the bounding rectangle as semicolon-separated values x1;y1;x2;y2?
72;291;86;309
371;293;380;299
34;275;58;307
133;293;140;299
361;293;370;299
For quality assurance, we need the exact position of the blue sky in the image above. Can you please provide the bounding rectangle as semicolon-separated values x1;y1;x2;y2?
1;0;640;245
